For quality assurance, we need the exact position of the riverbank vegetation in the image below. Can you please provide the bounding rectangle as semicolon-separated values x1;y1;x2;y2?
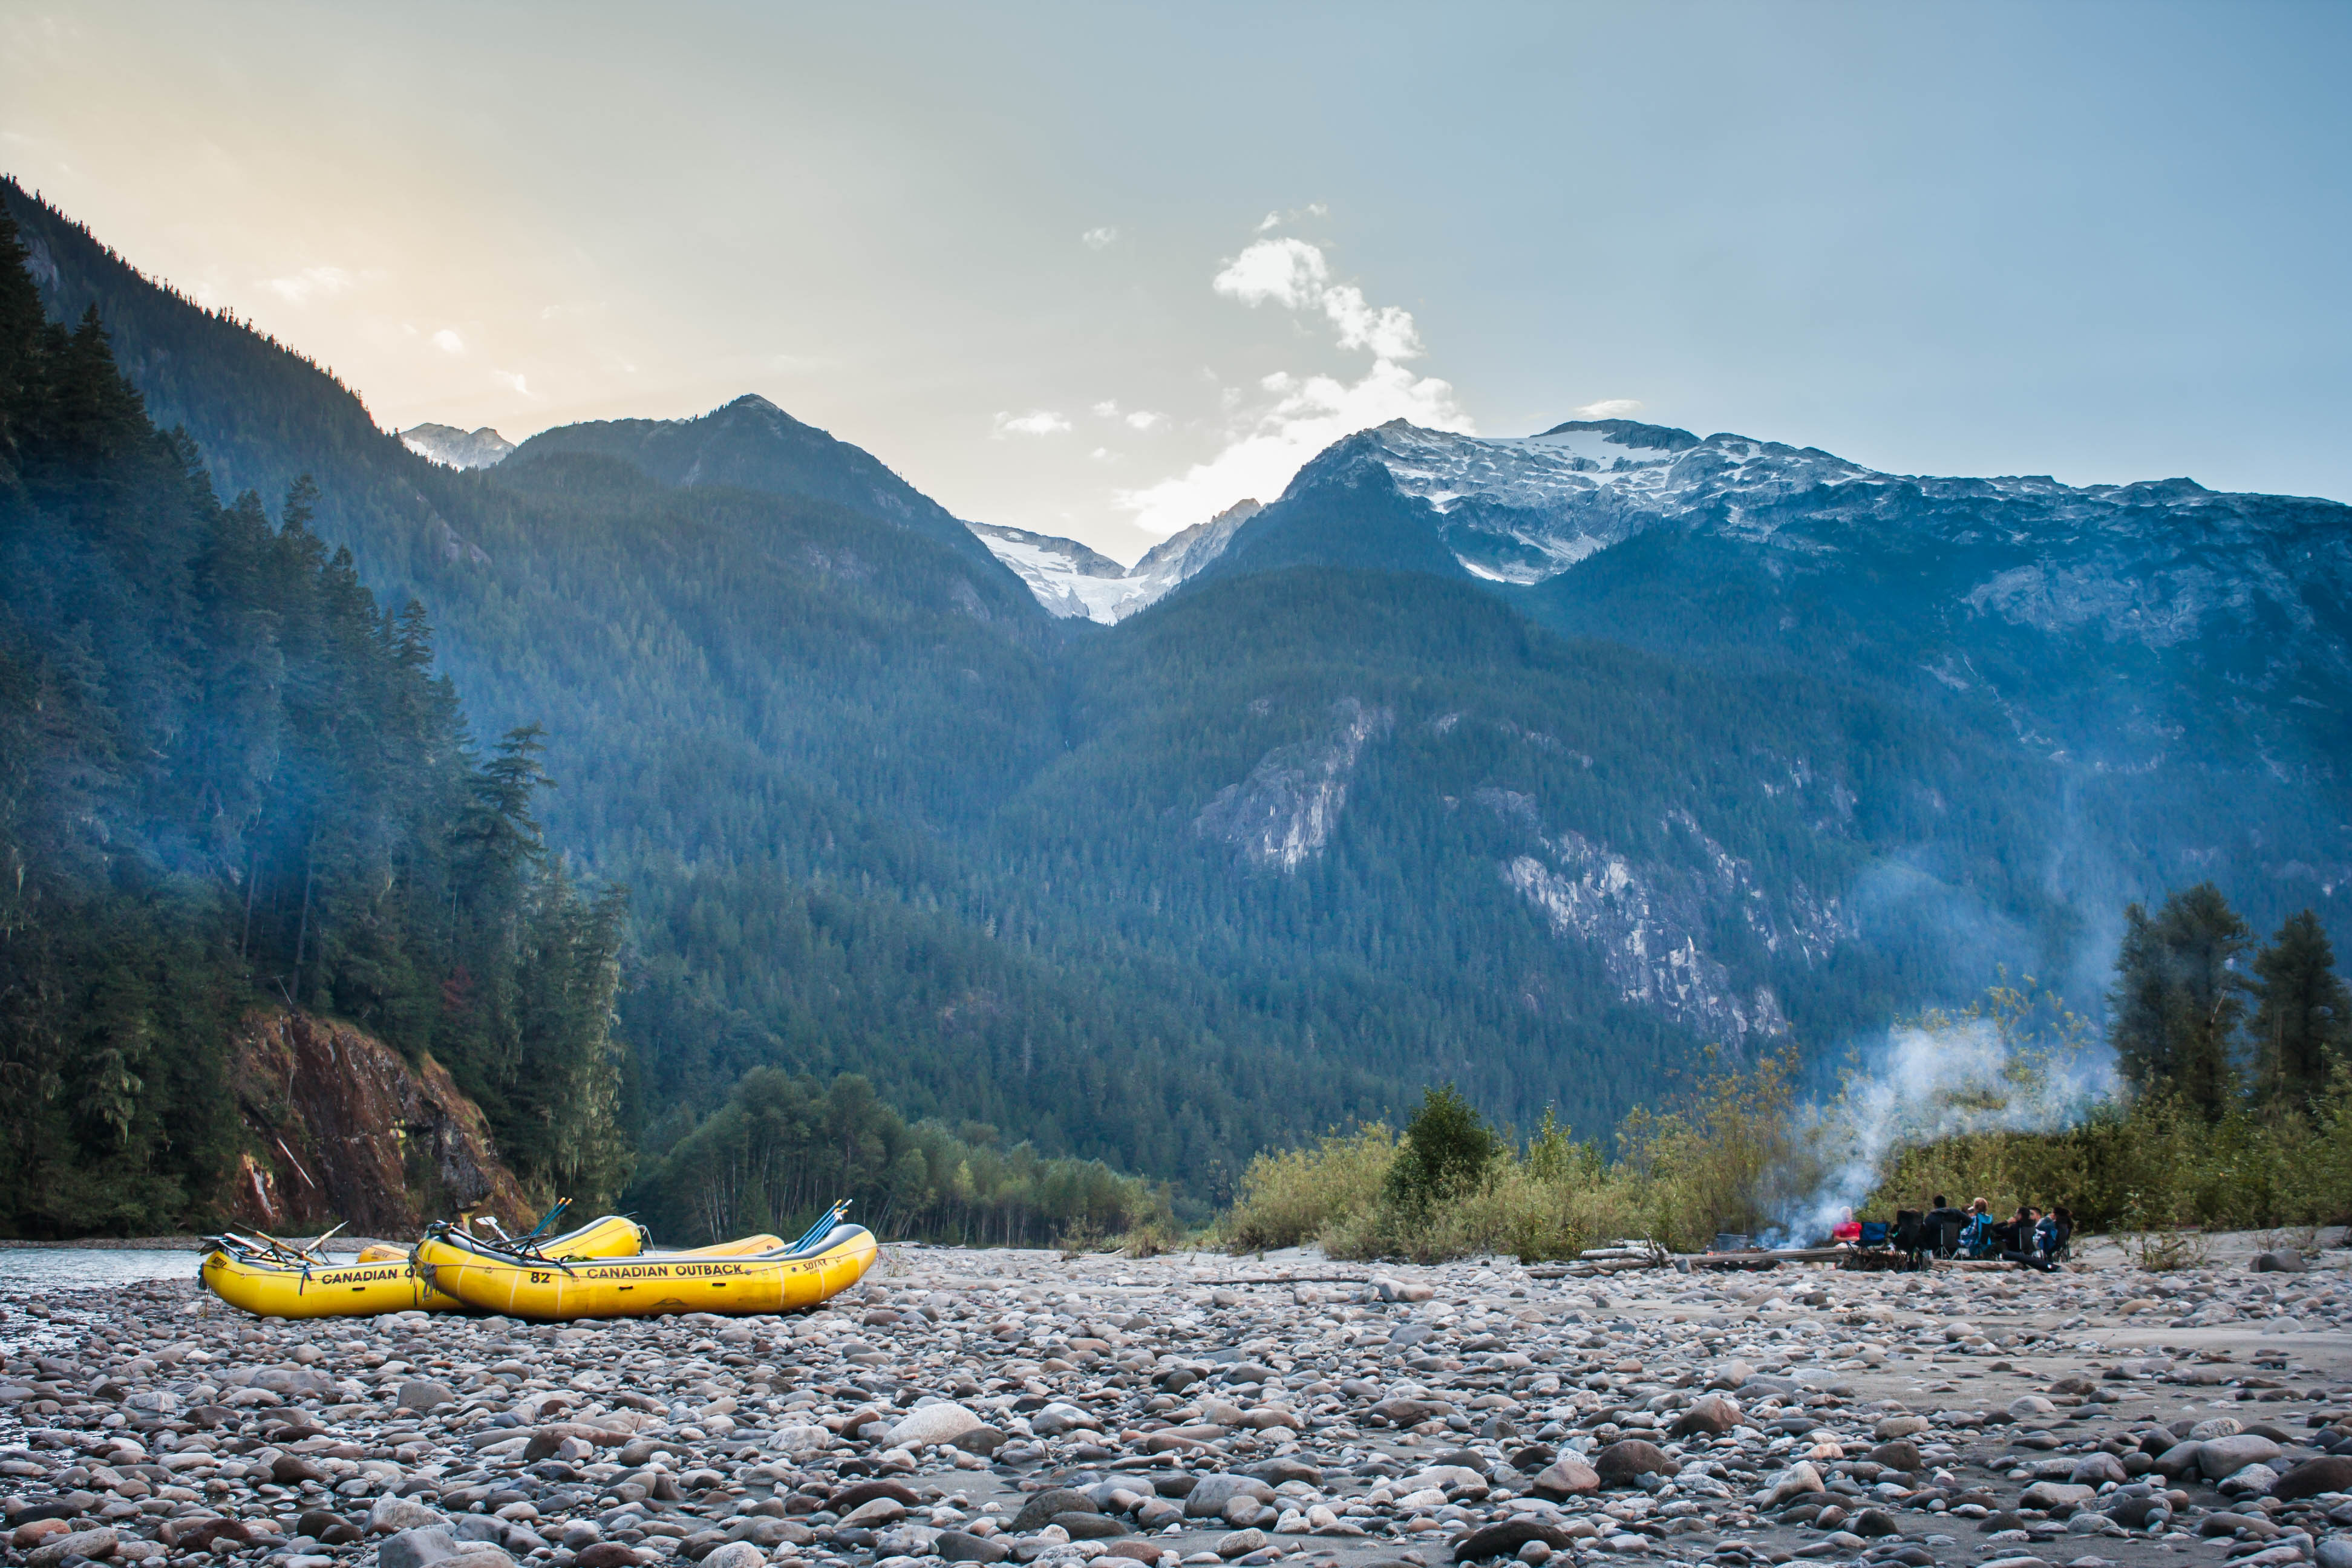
1223;883;2352;1261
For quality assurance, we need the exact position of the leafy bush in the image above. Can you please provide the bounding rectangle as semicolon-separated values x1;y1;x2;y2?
1383;1085;1499;1209
1226;1123;1396;1252
1866;1072;2352;1232
1223;1053;1808;1262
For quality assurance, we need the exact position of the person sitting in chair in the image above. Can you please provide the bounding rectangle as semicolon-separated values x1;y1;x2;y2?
2001;1206;2058;1272
1893;1206;1930;1268
2037;1206;2073;1263
1831;1207;1863;1244
1959;1198;1998;1258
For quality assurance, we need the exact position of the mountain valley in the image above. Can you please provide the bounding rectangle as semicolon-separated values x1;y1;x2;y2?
5;175;2347;1226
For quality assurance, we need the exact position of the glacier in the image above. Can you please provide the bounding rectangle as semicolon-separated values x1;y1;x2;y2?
967;500;1261;622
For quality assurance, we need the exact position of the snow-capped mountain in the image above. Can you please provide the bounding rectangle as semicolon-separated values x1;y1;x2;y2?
968;500;1261;623
400;423;515;469
964;523;1131;619
1264;416;2352;629
1212;417;2352;746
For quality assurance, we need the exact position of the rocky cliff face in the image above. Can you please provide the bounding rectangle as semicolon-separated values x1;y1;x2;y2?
1195;697;1395;870
218;1010;534;1238
1483;793;1846;1048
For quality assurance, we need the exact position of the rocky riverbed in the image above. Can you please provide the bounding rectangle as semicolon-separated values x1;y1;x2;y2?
5;1234;2350;1568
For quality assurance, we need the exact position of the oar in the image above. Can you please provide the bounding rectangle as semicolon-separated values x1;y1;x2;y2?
506;1198;573;1257
243;1228;312;1264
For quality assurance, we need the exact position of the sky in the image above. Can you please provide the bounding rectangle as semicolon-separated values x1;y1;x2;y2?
4;2;2349;564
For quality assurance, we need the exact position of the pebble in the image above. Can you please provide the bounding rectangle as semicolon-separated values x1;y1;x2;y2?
2;1236;2350;1568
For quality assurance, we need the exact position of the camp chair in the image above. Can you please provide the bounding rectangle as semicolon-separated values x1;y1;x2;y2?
1892;1209;1927;1268
1857;1220;1891;1249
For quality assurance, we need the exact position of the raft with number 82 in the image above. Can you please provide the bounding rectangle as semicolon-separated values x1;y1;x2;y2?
412;1201;877;1321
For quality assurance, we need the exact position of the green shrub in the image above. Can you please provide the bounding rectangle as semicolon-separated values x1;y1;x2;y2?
1867;1070;2352;1232
1222;1052;1807;1263
1383;1085;1500;1210
1224;1123;1396;1252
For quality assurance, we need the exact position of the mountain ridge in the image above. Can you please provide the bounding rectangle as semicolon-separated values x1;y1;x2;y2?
515;393;1037;601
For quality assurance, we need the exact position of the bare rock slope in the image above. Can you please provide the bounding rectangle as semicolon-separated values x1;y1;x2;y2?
220;1010;535;1237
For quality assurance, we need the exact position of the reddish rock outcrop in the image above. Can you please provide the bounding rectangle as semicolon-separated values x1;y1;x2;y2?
218;1009;534;1236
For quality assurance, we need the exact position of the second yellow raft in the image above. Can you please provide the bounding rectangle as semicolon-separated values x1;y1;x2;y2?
414;1214;877;1321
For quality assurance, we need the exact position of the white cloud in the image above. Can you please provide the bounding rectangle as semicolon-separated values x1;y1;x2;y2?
1319;283;1422;359
1091;400;1164;431
432;328;466;355
1212;237;1329;310
1081;226;1119;250
1573;397;1645;419
495;370;532;396
1255;203;1329;233
265;266;354;305
993;409;1071;438
1119;230;1469;536
1119;359;1469;536
1214;237;1423;359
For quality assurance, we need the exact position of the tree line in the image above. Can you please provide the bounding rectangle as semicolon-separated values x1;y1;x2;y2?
2110;883;2348;1117
626;1067;1168;1249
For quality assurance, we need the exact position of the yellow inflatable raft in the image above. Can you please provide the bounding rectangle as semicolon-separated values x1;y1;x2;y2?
414;1203;877;1321
200;1212;649;1319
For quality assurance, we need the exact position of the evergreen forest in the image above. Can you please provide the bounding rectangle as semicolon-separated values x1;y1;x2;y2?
0;205;629;1233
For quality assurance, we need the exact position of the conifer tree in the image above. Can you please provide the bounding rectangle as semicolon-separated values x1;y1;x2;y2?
1383;1082;1498;1208
2109;882;2250;1119
2249;909;2350;1109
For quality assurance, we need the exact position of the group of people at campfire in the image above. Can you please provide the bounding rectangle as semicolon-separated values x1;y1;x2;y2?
1827;1194;2074;1270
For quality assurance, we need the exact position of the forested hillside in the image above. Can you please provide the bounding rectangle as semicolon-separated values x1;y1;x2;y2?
0;204;629;1234
10;175;2344;1231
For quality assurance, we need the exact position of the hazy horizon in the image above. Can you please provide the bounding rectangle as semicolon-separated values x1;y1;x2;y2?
7;1;2350;563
